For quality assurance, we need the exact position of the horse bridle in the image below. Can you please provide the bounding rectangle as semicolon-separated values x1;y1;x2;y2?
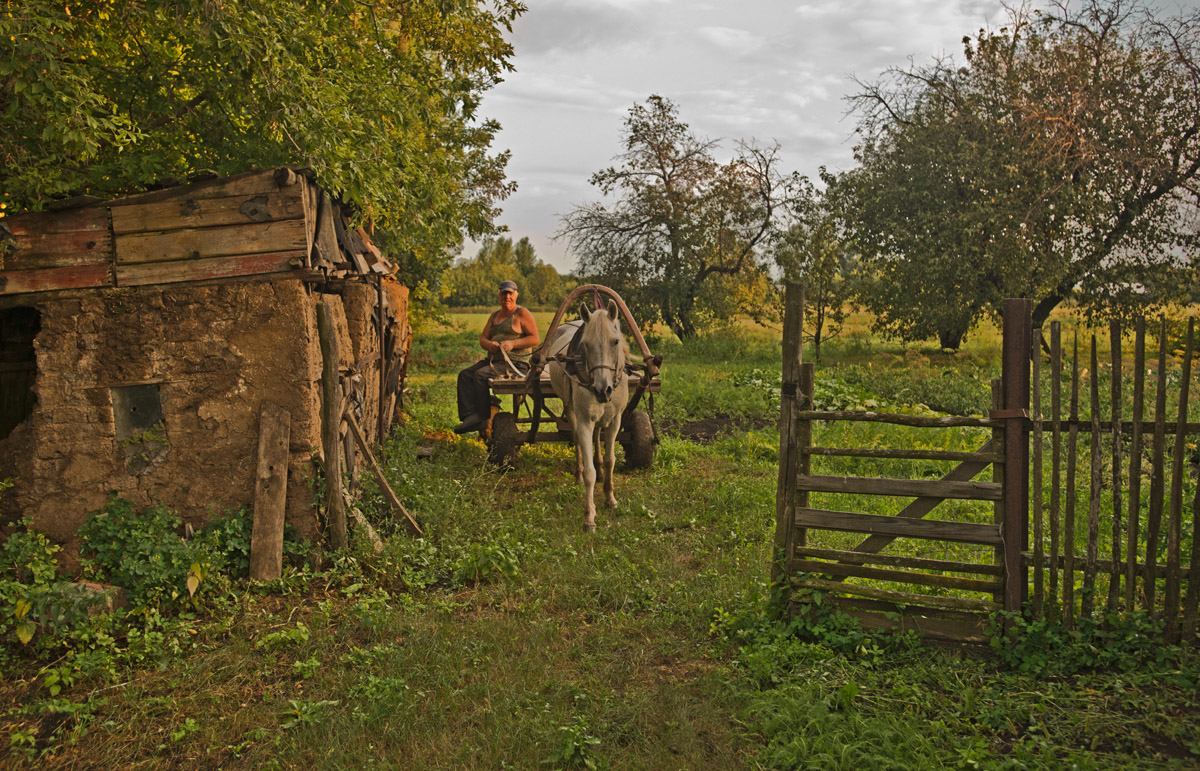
554;324;625;394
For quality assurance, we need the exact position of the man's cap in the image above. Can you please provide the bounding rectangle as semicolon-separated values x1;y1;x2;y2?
498;280;518;293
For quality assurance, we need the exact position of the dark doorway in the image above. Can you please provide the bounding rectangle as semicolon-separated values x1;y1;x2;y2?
0;307;39;439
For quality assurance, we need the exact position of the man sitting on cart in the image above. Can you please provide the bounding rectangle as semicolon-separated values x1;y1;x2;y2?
454;279;541;434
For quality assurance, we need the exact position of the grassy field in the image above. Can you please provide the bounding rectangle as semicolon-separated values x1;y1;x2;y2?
2;312;1199;768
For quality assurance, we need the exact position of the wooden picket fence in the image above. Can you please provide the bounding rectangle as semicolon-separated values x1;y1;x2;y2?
773;284;1199;644
1029;317;1198;641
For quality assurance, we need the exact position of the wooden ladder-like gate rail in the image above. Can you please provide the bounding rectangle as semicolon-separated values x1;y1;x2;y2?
774;284;1199;644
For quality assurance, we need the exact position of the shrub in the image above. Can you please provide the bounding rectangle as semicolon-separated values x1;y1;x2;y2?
78;497;219;611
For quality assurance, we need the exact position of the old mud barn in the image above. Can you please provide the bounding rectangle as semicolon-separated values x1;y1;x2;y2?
0;168;412;567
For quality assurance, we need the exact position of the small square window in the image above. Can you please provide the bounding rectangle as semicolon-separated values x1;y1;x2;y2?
111;384;167;474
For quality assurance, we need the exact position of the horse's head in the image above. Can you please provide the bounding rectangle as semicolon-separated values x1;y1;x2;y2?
578;300;627;403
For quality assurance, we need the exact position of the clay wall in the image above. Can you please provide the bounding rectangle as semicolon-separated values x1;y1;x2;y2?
0;279;331;565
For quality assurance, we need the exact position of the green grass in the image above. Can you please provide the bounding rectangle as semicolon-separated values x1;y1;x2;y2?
2;315;1198;768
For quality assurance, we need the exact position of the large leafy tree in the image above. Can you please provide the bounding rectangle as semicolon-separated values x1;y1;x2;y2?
0;0;522;286
560;95;795;339
837;0;1200;347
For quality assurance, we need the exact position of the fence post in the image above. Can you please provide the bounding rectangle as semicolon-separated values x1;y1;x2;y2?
771;283;805;613
1000;298;1033;615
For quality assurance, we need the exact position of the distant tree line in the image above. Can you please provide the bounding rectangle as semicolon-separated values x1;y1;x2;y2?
442;237;576;307
565;0;1199;350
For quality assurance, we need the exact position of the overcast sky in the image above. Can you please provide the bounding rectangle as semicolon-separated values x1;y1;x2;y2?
472;0;1199;272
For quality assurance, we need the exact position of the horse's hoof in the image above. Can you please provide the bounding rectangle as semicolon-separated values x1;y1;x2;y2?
605;497;618;510
584;520;596;533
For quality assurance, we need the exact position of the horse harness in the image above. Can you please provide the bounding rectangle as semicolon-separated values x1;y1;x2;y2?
550;322;626;394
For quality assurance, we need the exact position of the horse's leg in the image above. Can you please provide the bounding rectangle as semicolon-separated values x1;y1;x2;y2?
601;418;619;509
574;418;598;531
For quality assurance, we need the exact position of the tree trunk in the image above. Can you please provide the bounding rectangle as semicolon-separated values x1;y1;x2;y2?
812;303;825;361
938;325;967;351
1032;293;1063;332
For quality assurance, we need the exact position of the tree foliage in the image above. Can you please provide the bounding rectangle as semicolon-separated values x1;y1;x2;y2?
774;176;857;359
0;0;523;287
561;95;795;339
442;236;574;306
836;0;1200;347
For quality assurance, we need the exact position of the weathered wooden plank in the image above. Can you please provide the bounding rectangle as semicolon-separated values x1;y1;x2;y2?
807;446;1000;462
1164;317;1193;643
114;250;302;287
312;192;340;267
2;226;112;270
790;558;1001;593
107;168;288;207
249;402;291;581
318;302;348;550
1127;317;1146;610
2;206;108;237
1108;320;1123;613
822;598;990;644
110;190;305;235
1064;331;1080;627
838;441;998;560
114;219;307;265
793;546;1004;575
0;264;111;295
1083;336;1102;619
796;474;1002;501
791;576;1000;613
1146;317;1169;611
794;410;998;428
794;507;1003;545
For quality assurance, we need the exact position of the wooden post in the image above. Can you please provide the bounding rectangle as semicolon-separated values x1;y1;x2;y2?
1083;336;1101;619
772;283;805;601
1164;317;1193;643
1032;328;1044;616
249;401;291;581
317;301;348;550
1000;299;1032;616
1108;321;1122;613
1065;331;1080;628
1049;322;1063;618
1127;318;1146;610
1146;317;1169;612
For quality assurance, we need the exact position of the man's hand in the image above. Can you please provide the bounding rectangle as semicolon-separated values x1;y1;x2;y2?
498;340;514;352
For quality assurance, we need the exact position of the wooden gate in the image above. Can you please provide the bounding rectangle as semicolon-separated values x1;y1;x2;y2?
772;286;1031;644
773;285;1198;644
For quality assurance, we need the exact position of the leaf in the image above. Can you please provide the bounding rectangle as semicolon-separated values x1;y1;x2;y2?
186;562;203;597
15;621;36;646
13;598;31;619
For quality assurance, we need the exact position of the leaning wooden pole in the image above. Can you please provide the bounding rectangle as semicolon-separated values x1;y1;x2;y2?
317;301;348;550
772;283;805;604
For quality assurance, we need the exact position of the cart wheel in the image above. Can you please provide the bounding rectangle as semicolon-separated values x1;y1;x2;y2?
621;410;656;469
487;412;520;468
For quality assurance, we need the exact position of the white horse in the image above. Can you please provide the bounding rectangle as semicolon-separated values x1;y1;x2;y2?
546;301;630;531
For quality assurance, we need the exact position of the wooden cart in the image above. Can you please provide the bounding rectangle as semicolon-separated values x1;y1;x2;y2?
483;284;662;467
